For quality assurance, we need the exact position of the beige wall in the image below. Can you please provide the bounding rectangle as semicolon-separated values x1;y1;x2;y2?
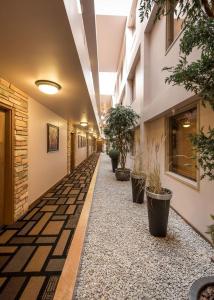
88;136;94;156
143;104;214;241
28;98;67;204
140;8;213;240
67;121;95;173
75;131;87;167
113;1;214;240
142;12;200;122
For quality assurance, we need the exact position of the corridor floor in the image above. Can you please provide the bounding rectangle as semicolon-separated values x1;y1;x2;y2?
0;154;99;300
75;154;214;300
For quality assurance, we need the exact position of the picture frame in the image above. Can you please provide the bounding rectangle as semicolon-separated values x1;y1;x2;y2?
47;123;59;152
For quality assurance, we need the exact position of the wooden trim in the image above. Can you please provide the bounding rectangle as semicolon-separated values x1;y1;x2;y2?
70;132;75;172
0;103;14;224
53;156;100;300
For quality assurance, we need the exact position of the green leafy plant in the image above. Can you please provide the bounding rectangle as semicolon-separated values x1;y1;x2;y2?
108;148;120;160
105;105;139;170
191;127;214;180
139;0;214;181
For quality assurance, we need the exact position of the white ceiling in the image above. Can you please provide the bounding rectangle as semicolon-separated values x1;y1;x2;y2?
95;1;130;115
0;0;98;130
95;0;131;16
100;95;112;113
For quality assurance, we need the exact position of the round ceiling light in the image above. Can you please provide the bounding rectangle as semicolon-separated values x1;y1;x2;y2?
35;80;61;95
80;121;88;127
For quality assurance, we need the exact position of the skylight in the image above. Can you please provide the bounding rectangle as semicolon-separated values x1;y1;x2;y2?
95;0;131;16
99;72;117;95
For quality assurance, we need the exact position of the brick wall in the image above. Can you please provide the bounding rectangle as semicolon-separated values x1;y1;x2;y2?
0;78;28;221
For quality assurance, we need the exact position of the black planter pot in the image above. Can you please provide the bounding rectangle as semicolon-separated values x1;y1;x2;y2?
111;158;119;173
131;173;146;203
115;168;130;181
190;276;214;300
146;187;172;237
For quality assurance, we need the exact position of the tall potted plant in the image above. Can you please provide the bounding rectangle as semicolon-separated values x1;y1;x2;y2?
108;148;120;173
145;136;172;237
131;152;146;203
139;0;214;294
105;105;139;181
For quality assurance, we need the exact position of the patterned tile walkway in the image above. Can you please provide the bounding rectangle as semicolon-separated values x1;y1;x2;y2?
0;153;99;300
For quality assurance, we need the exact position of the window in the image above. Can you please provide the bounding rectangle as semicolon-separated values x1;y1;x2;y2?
166;1;185;49
168;107;197;181
129;62;138;104
130;74;136;103
130;127;140;156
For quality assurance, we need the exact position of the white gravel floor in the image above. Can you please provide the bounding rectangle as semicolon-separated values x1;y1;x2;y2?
74;154;214;300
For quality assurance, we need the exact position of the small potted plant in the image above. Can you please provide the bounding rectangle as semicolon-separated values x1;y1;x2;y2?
131;152;146;203
105;105;139;181
108;148;120;173
145;137;172;237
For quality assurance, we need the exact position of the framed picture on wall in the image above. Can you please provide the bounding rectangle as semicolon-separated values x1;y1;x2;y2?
47;123;59;152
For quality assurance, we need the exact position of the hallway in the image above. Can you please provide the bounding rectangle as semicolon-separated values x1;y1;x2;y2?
0;154;99;300
0;0;213;299
75;154;214;300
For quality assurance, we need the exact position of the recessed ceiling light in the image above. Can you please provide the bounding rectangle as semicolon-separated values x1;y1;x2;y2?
35;80;61;95
80;121;88;127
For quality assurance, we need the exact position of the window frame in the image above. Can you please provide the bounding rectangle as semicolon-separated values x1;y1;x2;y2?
165;0;184;51
127;47;140;104
165;102;200;190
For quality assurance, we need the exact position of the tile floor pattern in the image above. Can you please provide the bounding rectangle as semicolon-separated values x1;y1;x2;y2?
0;153;99;300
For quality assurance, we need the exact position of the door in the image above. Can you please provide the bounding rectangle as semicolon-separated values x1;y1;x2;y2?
0;106;13;226
70;133;75;172
97;140;103;152
0;110;5;226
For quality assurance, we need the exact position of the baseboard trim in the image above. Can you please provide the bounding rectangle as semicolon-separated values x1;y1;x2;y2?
53;155;101;300
170;205;212;247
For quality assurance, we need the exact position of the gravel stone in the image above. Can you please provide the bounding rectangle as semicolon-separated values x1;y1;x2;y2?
74;154;214;300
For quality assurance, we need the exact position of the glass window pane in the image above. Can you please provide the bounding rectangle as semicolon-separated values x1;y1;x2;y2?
173;2;185;38
169;107;197;181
